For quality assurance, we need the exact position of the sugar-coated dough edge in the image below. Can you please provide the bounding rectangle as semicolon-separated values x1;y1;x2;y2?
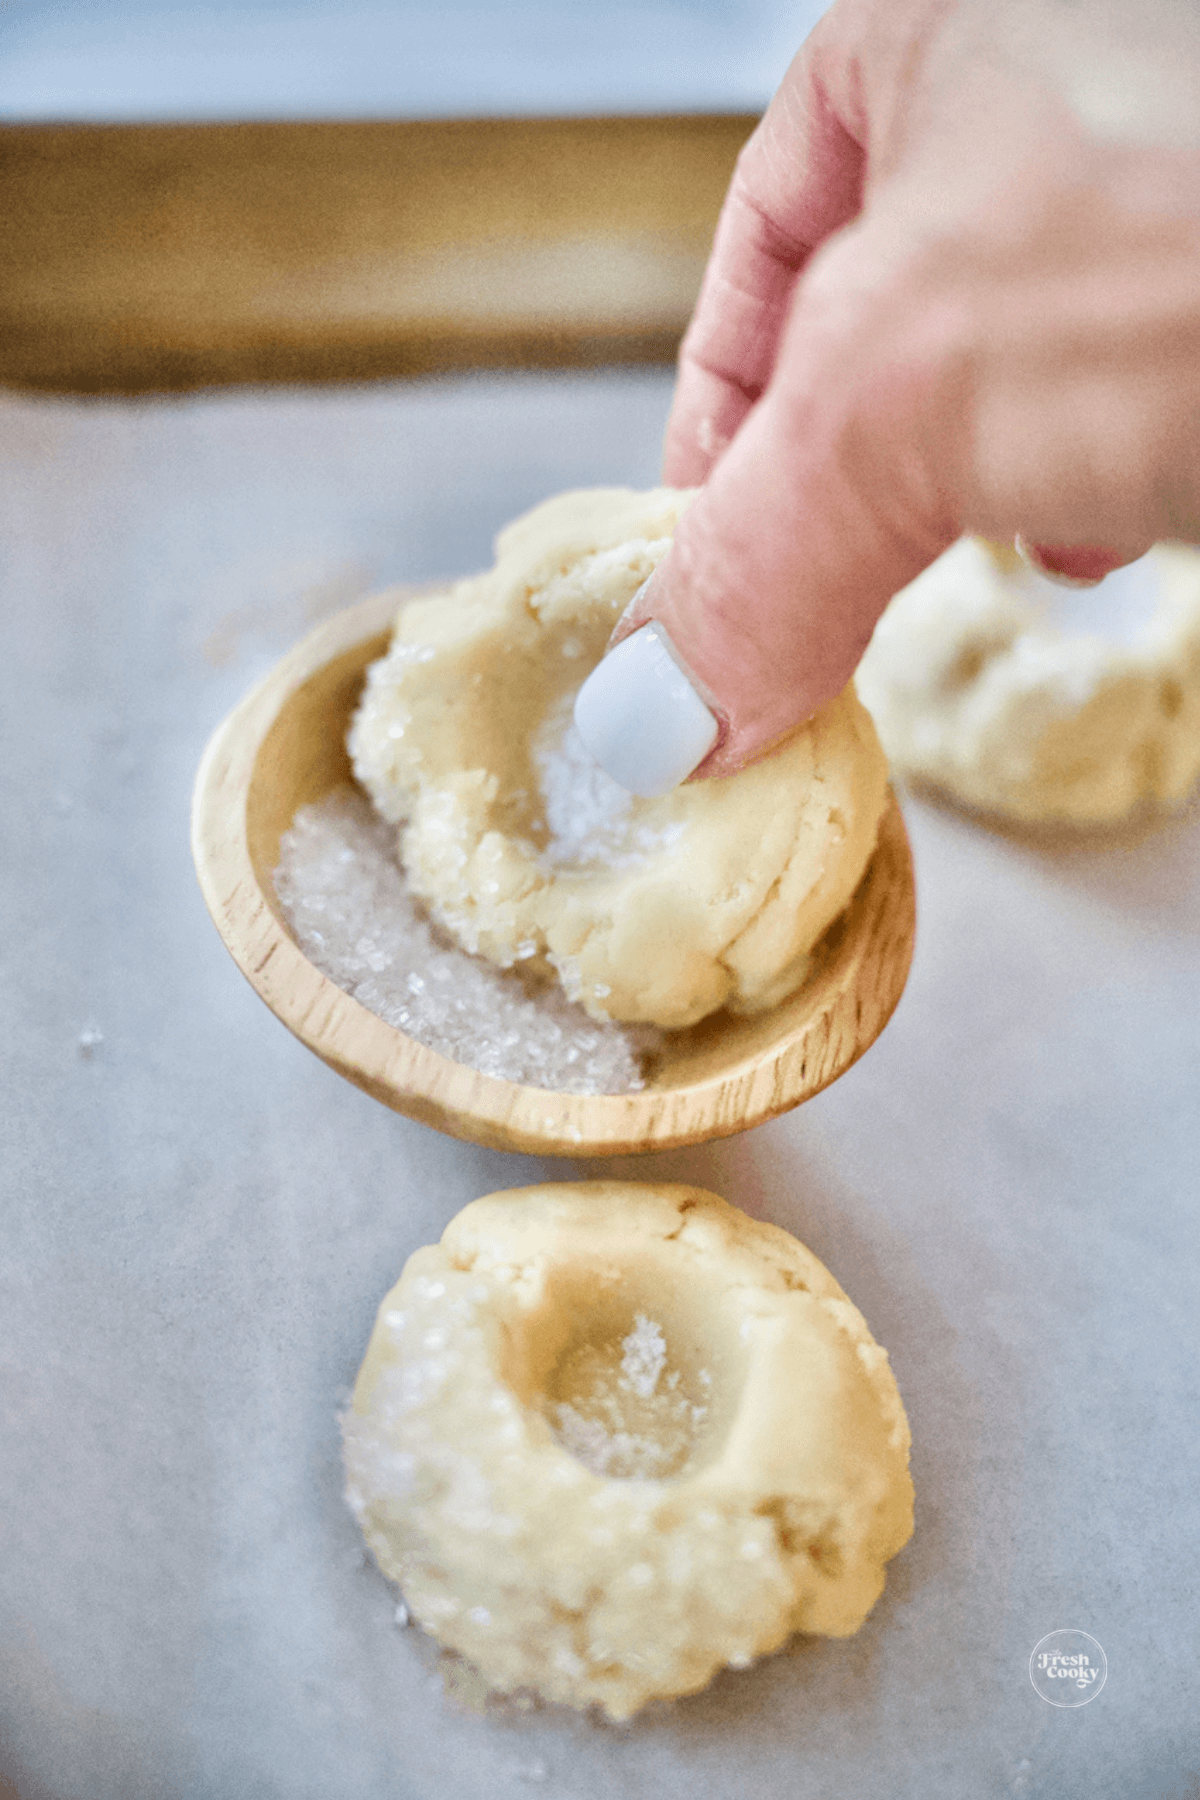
349;487;889;1027
344;1182;913;1720
857;538;1200;825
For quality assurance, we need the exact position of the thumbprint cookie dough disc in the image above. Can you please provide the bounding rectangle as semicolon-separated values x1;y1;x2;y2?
856;537;1200;826
349;487;889;1029
342;1182;914;1721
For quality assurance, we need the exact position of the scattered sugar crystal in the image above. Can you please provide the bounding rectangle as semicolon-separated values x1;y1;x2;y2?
531;692;685;869
548;1315;707;1481
619;1314;667;1400
533;697;632;866
394;1601;410;1628
273;788;656;1093
510;1757;550;1784
77;1025;103;1058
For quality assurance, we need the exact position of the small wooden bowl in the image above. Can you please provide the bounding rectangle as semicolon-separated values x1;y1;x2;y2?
191;592;915;1156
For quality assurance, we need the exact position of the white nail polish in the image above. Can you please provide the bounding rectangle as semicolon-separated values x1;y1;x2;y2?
573;623;719;797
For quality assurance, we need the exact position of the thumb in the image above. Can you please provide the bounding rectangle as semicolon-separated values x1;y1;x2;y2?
576;220;959;790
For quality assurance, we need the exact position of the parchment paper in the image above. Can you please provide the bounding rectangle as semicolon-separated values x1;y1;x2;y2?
2;375;1198;1800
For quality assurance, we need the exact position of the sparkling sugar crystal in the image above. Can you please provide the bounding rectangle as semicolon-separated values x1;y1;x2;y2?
273;788;654;1094
548;1315;707;1481
619;1313;668;1400
531;692;686;868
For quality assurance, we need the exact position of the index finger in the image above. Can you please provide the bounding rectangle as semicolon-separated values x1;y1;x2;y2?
663;17;868;487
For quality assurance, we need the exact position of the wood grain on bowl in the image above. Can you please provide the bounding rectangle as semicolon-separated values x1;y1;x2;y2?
191;595;916;1155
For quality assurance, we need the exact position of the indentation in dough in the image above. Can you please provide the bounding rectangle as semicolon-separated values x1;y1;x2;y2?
857;537;1200;825
545;1312;710;1480
349;488;890;1027
343;1182;914;1720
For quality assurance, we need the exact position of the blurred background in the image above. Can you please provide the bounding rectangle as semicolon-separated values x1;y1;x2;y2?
2;0;817;120
1;1;832;393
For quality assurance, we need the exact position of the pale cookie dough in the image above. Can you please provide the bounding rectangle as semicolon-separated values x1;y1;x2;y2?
342;1182;914;1721
349;488;889;1028
856;537;1200;826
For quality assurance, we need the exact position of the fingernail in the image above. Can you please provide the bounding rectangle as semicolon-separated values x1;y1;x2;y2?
573;622;719;797
608;572;656;647
1014;535;1106;589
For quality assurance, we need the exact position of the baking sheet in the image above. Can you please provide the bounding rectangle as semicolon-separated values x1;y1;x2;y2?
2;375;1198;1800
0;116;753;393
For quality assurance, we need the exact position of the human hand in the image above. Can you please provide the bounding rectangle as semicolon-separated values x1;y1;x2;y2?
574;0;1200;792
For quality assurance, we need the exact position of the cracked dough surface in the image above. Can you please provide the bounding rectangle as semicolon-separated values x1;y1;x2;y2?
856;537;1200;826
349;487;889;1028
342;1181;914;1721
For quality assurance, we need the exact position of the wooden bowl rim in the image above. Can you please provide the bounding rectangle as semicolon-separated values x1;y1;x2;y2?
191;592;915;1156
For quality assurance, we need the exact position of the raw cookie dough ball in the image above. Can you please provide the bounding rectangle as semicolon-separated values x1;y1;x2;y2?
343;1182;913;1721
856;537;1200;826
349;488;889;1028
